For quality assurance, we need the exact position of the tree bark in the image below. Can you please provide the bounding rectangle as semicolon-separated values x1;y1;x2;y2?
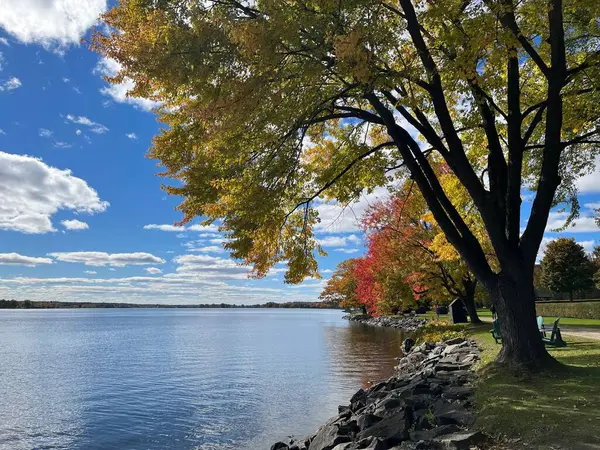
461;294;481;324
488;271;557;370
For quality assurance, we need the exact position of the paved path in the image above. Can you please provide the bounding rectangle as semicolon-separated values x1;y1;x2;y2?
479;317;600;341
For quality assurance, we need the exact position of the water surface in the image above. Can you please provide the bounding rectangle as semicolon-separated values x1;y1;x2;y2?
0;309;405;449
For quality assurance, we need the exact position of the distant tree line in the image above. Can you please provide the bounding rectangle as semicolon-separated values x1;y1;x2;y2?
0;299;340;309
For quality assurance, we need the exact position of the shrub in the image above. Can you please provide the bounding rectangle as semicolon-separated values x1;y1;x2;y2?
413;320;467;344
535;301;600;320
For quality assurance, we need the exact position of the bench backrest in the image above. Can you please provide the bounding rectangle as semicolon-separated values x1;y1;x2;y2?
550;317;561;340
537;316;544;330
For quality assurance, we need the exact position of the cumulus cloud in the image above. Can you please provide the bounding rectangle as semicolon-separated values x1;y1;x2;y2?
0;151;108;233
94;57;159;111
144;223;221;233
0;252;53;266
317;234;361;247
49;251;166;267
0;38;9;46
145;267;163;275
315;187;389;233
39;128;53;138
61;219;89;230
0;0;107;52
126;133;137;140
577;155;600;193
185;243;226;254
65;114;108;134
84;270;97;275
546;211;600;233
0;76;21;91
537;237;596;261
334;248;360;254
173;254;250;280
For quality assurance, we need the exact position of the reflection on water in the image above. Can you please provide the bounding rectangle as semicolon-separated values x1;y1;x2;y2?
0;309;406;450
324;323;407;390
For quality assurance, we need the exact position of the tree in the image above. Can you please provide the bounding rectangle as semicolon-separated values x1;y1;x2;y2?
361;178;483;323
540;238;595;301
319;259;360;309
94;0;600;369
589;245;600;289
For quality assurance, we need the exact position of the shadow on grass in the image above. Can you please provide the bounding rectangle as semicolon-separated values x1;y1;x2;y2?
474;337;600;449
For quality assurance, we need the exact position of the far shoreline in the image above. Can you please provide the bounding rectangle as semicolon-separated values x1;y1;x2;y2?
0;299;341;310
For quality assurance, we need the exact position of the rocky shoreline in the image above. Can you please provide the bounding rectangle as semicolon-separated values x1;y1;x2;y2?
343;315;428;332
271;336;484;450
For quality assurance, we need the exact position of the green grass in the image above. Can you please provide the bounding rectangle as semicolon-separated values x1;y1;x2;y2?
475;309;600;328
468;325;600;449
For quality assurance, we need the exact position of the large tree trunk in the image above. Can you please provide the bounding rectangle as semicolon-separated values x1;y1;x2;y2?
489;271;557;370
461;278;481;324
461;295;481;324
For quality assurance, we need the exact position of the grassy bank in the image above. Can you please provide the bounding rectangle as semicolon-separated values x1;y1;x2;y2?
468;325;600;449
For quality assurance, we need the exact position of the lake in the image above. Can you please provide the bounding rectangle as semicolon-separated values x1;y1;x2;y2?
0;309;406;450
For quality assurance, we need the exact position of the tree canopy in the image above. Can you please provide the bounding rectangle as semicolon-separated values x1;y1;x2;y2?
540;238;596;300
94;0;600;368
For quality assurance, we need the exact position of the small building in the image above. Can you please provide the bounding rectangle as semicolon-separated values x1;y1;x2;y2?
449;298;468;324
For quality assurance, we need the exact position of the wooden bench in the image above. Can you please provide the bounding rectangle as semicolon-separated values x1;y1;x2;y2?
541;317;567;347
490;319;502;344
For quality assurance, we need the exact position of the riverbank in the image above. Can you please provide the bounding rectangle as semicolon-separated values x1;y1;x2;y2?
343;314;427;332
271;333;484;450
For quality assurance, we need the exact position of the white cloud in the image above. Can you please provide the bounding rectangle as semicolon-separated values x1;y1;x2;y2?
0;151;108;233
0;129;5;135
39;128;53;138
84;270;97;275
0;76;21;91
173;254;250;280
0;252;53;266
334;248;360;254
61;219;89;230
94;57;159;111
185;244;226;254
145;267;163;275
546;211;600;233
49;251;165;267
0;52;4;72
321;269;333;273
144;223;221;233
65;114;108;134
75;129;82;136
62;77;70;83
315;187;389;233
0;0;107;52
0;38;9;46
577;156;600;193
317;234;361;247
126;133;137;140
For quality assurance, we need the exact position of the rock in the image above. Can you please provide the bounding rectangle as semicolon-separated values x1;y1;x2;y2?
409;424;460;441
441;386;473;401
444;337;465;345
433;401;475;426
309;423;352;450
357;410;409;445
356;413;381;430
271;442;289;450
435;431;485;449
403;338;415;353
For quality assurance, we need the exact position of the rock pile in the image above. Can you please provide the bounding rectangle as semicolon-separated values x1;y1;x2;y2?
344;315;427;332
270;337;484;450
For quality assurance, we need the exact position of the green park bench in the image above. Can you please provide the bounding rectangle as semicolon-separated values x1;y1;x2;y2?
540;317;567;347
491;317;566;347
490;319;502;344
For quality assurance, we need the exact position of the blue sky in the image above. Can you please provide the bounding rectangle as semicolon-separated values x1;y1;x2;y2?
0;1;598;305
